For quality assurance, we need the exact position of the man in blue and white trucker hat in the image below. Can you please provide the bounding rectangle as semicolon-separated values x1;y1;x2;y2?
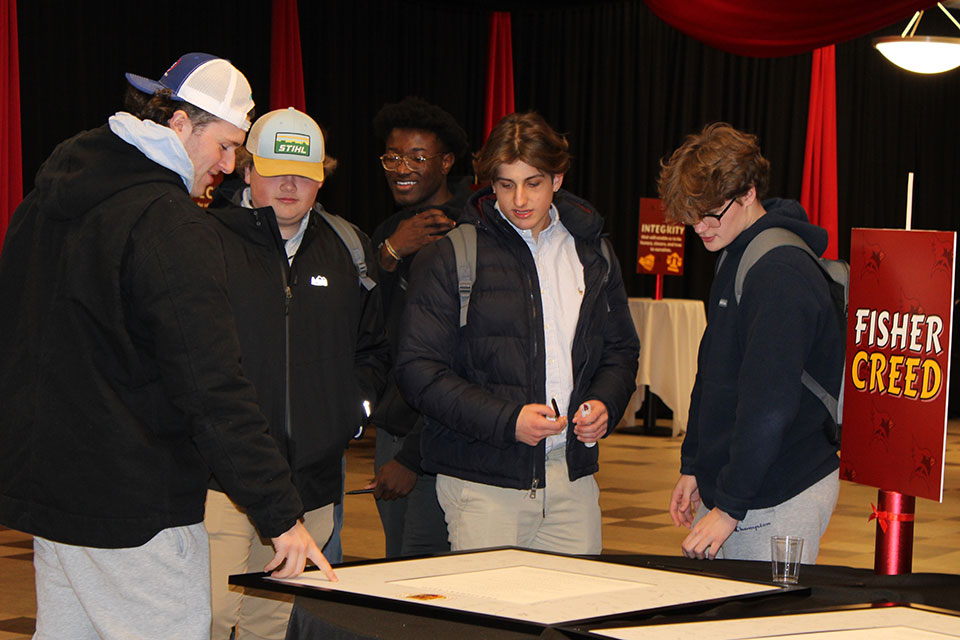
0;53;335;640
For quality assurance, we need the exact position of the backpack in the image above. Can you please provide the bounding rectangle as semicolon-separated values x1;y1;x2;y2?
446;223;614;328
730;227;849;445
315;206;377;291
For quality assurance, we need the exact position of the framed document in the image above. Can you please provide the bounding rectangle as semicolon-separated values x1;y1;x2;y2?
231;548;798;632
579;603;960;639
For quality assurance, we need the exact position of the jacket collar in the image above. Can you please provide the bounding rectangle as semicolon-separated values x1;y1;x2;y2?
464;186;604;241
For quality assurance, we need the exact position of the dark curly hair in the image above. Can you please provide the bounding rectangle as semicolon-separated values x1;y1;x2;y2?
372;96;469;158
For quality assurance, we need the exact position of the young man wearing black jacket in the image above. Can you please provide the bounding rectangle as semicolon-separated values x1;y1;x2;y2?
396;112;639;554
660;123;842;563
0;54;333;640
366;97;470;557
204;107;389;639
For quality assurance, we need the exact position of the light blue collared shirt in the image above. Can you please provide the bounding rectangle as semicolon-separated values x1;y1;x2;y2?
496;203;584;454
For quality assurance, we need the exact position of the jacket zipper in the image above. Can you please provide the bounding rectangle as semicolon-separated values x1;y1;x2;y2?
283;278;293;440
525;259;545;499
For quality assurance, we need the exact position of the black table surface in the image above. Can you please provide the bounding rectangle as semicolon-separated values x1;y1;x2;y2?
269;552;960;640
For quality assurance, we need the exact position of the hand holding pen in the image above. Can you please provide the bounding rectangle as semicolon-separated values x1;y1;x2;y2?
515;402;566;447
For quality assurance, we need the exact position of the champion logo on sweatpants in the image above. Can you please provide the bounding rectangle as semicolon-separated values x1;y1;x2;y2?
310;275;328;287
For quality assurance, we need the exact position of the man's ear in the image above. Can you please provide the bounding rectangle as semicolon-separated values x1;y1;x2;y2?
243;164;252;185
740;185;757;206
167;110;193;144
441;152;455;176
552;173;564;192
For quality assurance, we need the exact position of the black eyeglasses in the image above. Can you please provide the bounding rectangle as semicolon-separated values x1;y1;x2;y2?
379;152;445;172
699;197;737;227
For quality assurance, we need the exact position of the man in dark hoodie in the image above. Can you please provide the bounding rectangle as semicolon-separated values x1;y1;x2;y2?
365;97;471;557
0;54;334;639
659;123;842;563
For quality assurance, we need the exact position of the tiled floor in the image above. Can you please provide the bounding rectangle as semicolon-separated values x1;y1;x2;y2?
2;419;959;638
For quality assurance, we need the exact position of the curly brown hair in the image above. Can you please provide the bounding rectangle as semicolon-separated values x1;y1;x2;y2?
657;122;770;225
476;112;571;181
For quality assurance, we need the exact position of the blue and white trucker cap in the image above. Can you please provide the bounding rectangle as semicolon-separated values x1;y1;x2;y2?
125;53;255;132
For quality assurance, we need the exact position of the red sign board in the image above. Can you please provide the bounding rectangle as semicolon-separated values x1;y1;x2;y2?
840;228;956;502
636;198;685;276
192;172;224;209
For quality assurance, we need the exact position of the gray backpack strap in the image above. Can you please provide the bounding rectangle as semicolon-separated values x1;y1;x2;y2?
734;228;815;305
801;370;840;426
316;208;377;291
736;227;842;430
447;224;477;328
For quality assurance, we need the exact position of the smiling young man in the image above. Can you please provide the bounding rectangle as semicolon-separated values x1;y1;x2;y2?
659;122;842;564
367;97;471;558
204;107;388;639
395;112;638;554
0;54;329;639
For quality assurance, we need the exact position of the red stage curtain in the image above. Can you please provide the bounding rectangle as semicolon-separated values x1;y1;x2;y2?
642;0;931;57
801;46;839;260
270;0;306;111
1;0;21;248
483;11;515;141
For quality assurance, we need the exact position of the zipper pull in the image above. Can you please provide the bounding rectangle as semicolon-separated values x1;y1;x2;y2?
529;478;539;499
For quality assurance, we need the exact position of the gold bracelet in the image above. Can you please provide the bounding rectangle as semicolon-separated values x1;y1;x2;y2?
383;238;402;262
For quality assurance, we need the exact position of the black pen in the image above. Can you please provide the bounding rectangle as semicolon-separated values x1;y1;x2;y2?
551;398;560;419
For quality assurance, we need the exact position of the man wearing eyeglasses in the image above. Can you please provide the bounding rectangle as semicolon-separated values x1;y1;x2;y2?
365;97;471;557
658;123;842;564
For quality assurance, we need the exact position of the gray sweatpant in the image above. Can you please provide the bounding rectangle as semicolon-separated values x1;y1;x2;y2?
700;470;839;563
33;523;210;640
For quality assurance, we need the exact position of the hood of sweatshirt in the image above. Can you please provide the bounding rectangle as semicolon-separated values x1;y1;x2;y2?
727;198;828;257
34;124;188;222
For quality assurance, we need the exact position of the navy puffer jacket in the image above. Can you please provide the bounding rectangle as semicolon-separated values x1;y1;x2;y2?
396;187;639;490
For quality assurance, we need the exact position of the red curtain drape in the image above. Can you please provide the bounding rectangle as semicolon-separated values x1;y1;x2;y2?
483;11;515;141
1;0;22;248
270;0;306;111
642;0;930;57
801;46;839;260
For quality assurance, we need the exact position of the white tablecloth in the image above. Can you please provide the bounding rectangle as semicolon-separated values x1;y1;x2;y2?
623;297;706;437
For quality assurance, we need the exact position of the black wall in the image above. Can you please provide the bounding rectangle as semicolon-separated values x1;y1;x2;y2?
17;0;960;306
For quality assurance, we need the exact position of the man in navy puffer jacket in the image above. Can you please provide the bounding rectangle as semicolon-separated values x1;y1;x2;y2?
396;112;638;554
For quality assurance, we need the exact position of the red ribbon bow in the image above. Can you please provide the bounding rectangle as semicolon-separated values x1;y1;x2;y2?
868;503;916;534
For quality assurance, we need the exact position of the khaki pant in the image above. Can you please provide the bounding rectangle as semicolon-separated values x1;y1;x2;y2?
205;489;333;640
436;447;602;555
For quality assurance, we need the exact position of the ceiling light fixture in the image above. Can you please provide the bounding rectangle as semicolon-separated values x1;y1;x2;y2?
874;2;960;74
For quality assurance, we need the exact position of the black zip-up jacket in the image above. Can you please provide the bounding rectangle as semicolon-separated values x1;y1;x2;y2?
206;185;390;509
0;125;304;547
395;187;639;489
681;199;842;520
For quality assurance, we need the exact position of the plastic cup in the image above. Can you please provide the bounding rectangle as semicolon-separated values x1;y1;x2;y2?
770;535;804;584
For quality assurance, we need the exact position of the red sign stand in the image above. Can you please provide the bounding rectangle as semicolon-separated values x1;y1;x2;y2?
872;490;916;574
